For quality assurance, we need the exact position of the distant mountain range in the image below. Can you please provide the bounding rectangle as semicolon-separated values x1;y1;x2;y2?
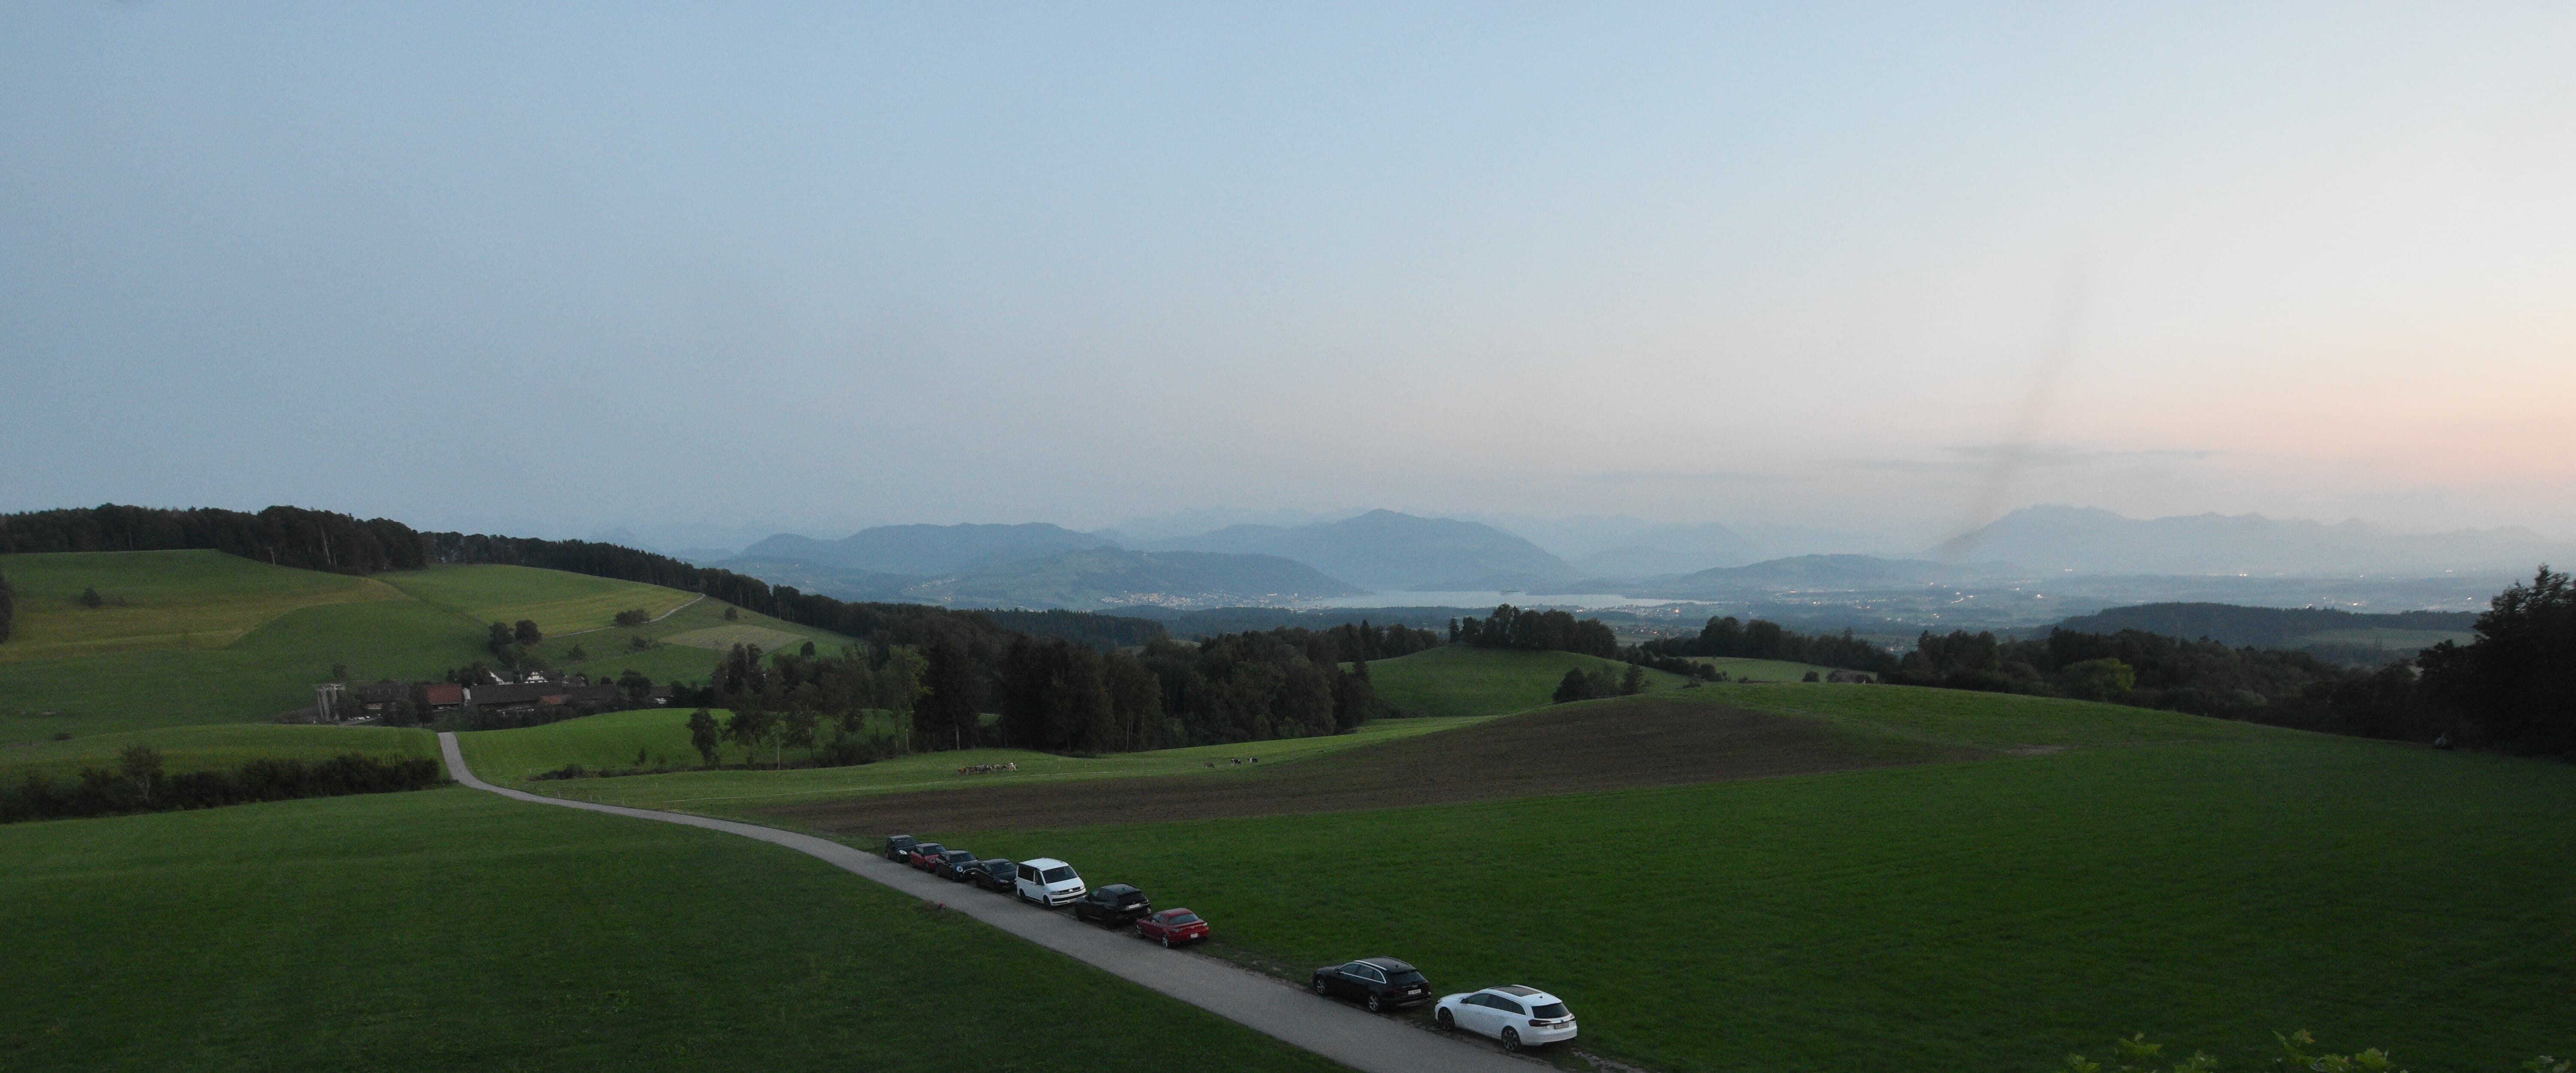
737;522;1110;576
908;549;1360;611
1932;505;2568;576
1140;509;1580;591
716;510;1568;609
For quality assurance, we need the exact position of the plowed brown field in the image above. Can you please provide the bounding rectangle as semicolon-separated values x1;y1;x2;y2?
759;698;1985;835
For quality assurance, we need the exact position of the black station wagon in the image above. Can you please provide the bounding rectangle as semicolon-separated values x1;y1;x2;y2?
1311;957;1431;1012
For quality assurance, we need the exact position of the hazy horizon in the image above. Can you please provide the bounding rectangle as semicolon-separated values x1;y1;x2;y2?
8;4;2572;543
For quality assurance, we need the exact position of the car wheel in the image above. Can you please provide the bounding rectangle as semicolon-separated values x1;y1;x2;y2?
1366;993;1383;1013
1312;978;1329;996
1436;1008;1455;1031
1161;935;1172;949
1501;1028;1522;1053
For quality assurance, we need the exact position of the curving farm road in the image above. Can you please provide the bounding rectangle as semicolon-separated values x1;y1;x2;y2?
436;734;1547;1073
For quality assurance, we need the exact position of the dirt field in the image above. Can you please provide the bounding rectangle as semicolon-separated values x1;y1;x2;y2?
759;699;1986;835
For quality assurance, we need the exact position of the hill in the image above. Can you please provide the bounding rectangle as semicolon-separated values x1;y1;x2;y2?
0;553;825;742
2051;602;2479;651
1934;504;2570;575
940;688;2573;1072
1147;509;1580;591
735;522;1111;576
909;548;1361;610
0;787;1340;1073
1364;644;1695;717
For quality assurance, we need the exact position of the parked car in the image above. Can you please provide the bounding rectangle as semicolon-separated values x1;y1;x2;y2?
1072;884;1151;928
1310;958;1431;1012
884;834;918;862
1135;908;1209;947
972;858;1018;893
931;849;981;880
1434;985;1577;1052
1014;858;1086;907
905;843;947;870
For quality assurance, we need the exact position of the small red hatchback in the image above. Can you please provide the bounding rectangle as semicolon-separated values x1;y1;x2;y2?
1135;908;1210;948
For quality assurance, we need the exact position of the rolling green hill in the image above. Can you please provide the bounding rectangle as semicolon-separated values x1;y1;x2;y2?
1363;644;1695;717
0;786;1341;1073
459;708;1490;805
0;552;850;743
0;550;396;662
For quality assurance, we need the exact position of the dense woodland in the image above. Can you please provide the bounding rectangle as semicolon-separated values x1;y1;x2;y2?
1450;604;1621;658
1889;567;2574;756
1637;616;1901;673
1;750;444;824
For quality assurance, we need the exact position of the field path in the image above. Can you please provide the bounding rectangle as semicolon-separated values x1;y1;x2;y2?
551;592;705;638
437;734;1546;1073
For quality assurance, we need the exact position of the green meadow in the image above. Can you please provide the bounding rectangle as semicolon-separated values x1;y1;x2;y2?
947;691;2576;1072
1365;644;1694;717
0;787;1342;1073
462;708;1492;807
1689;655;1842;682
0;552;846;744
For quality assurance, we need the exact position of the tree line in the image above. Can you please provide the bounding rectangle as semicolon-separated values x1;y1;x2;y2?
1637;616;1900;673
2;748;444;824
0;566;13;644
1450;604;1620;658
1886;567;2575;756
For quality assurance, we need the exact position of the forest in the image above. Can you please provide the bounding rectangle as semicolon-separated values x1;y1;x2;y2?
1635;616;1901;673
1887;567;2574;756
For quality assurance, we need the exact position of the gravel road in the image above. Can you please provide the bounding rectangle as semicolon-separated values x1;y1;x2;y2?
437;733;1551;1073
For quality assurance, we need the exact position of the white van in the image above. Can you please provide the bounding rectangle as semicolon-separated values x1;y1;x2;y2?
1015;857;1086;907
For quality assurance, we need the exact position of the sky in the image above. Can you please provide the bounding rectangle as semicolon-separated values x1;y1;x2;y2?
6;2;2573;550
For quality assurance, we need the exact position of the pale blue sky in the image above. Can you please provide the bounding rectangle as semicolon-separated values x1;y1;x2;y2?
6;3;2571;543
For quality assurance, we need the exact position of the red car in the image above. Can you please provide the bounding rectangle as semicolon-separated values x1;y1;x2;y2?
905;843;948;870
1135;908;1211;948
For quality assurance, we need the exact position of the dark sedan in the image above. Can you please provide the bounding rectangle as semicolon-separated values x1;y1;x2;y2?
1072;883;1152;928
1312;958;1431;1012
884;834;919;862
930;849;981;880
972;859;1018;893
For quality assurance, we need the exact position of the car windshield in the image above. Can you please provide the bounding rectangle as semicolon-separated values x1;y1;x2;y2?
946;852;973;861
917;844;942;854
1531;1002;1569;1018
1387;970;1426;985
1040;866;1076;882
1164;913;1199;924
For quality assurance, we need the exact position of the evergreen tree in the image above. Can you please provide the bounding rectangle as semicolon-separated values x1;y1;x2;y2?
919;637;978;751
1553;668;1595;703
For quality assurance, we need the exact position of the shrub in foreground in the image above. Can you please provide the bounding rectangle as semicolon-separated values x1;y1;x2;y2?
2065;1030;2564;1073
1;752;445;823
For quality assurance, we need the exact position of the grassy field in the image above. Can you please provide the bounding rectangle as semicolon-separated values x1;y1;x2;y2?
376;564;696;638
928;690;2573;1073
1365;645;1694;717
465;710;1495;809
1689;655;1842;682
0;553;855;744
0;786;1343;1073
0;598;493;742
0;550;394;662
0;723;437;781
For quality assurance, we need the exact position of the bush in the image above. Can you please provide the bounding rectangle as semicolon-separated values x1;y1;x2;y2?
613;609;650;627
1;752;444;823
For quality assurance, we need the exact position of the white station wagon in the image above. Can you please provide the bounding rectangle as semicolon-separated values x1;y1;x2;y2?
1433;985;1577;1052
